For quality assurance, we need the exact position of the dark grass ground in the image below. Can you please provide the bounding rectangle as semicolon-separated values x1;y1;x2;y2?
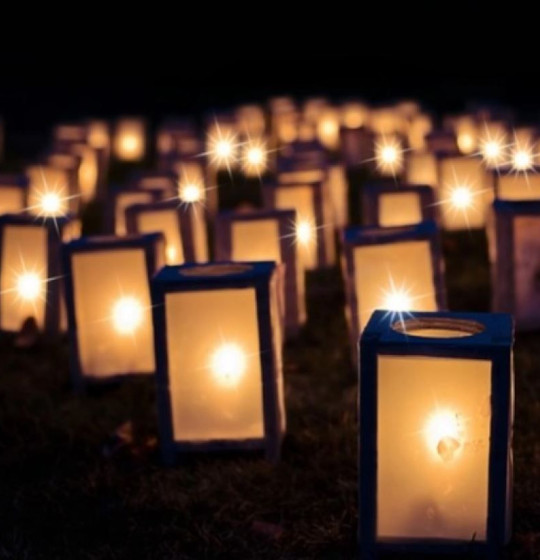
0;166;540;559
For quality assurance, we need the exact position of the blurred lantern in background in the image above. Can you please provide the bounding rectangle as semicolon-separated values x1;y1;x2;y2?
405;151;438;187
215;208;306;336
107;187;163;236
113;118;146;161
0;174;28;214
359;310;513;558
437;155;490;229
362;184;437;228
493;166;540;200
374;135;405;178
151;261;285;464
489;199;540;330
63;233;165;390
316;107;341;151
0;214;73;334
26;163;77;218
241;138;269;178
125;199;208;265
341;221;445;361
235;104;267;138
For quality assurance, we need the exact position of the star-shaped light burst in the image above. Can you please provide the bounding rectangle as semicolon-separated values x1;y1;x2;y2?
26;168;80;234
378;276;415;331
241;139;268;178
373;135;406;178
202;120;240;174
508;135;537;183
476;125;508;169
295;217;316;247
111;296;144;335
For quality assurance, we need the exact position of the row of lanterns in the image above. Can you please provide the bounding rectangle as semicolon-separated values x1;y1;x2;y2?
0;96;522;556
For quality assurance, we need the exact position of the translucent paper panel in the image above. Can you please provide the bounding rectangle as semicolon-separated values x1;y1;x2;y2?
0;225;47;330
353;241;437;332
377;354;491;541
72;249;155;377
115;192;155;236
165;288;264;441
232;220;281;263
379;192;422;227
73;144;98;202
439;157;489;229
275;185;317;270
136;209;184;265
0;186;25;214
138;177;174;192
26;166;71;217
328;164;348;227
113;120;145;161
514;216;540;326
498;174;540;201
405;152;438;187
278;169;325;185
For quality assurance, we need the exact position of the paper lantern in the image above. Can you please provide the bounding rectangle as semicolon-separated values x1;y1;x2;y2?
107;187;163;236
26;163;77;218
151;261;285;463
0;174;27;214
215;209;306;336
405;151;438;187
493;167;540;200
477;122;509;170
156;119;201;162
443;115;478;155
425;130;459;155
263;179;335;270
341;221;445;359
407;113;433;152
86;120;111;199
125;199;208;265
235;105;267;137
62;233;165;390
113;118;146;161
373;134;405;178
0;214;71;333
362;184;436;228
327;164;349;227
269;97;299;145
129;170;177;196
359;310;513;558
369;107;406;136
488;199;540;330
340;101;370;130
316;107;341;150
437;155;491;229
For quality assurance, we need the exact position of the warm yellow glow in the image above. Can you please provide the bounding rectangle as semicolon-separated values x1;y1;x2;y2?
242;140;267;176
166;245;177;263
382;289;412;312
480;135;506;168
457;133;475;154
210;342;246;387
112;296;144;335
40;192;62;215
317;110;340;149
512;146;534;171
375;137;404;175
121;135;139;154
296;219;314;246
179;182;203;203
450;185;473;209
16;272;42;301
425;409;463;462
341;102;369;129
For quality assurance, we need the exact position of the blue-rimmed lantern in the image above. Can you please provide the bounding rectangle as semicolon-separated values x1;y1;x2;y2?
62;233;165;390
107;186;164;235
151;261;285;464
359;310;513;558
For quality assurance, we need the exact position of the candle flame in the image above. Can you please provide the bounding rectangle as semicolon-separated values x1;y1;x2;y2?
179;182;203;203
374;136;404;176
425;409;463;462
450;185;473;209
382;289;412;312
16;272;42;301
296;219;315;246
242;140;268;177
210;342;246;387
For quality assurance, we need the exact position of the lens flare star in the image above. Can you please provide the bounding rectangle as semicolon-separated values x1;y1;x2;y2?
367;135;408;179
209;342;247;388
241;139;269;178
111;296;144;335
201;120;241;174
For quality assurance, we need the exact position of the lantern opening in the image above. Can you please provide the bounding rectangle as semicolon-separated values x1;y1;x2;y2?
392;317;485;338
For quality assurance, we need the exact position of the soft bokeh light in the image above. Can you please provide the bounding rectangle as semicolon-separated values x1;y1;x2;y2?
296;219;314;246
512;145;535;171
210;342;246;387
112;296;144;335
242;140;267;176
382;289;412;312
425;409;463;462
16;272;42;301
374;136;404;176
179;182;203;203
450;185;473;209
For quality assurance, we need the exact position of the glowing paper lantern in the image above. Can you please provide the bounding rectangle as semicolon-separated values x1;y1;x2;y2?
405;151;438;186
359;310;513;558
151;261;285;463
129;170;177;196
0;174;27;214
107;187;163;235
125;199;208;265
26;164;77;217
340;101;370;130
62;233;165;390
407;113;433;152
235;105;266;137
493;167;540;200
489;199;540;329
425;130;459;155
438;155;491;229
443;115;478;155
263;179;335;270
157;119;201;162
362;184;436;227
339;125;375;168
374;135;405;178
0;215;71;333
327;164;349;227
215;209;306;336
316;107;341;150
113;118;146;161
341;221;445;359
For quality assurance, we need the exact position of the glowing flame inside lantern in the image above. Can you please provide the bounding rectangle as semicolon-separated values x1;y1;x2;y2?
296;219;314;246
210;342;246;387
512;147;534;171
179;182;203;203
382;289;412;312
16;272;42;301
450;185;473;209
425;409;463;462
112;296;144;335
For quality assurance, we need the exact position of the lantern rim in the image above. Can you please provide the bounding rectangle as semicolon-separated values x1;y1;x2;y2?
392;317;485;338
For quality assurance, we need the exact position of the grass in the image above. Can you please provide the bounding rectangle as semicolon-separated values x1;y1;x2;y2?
0;167;539;559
